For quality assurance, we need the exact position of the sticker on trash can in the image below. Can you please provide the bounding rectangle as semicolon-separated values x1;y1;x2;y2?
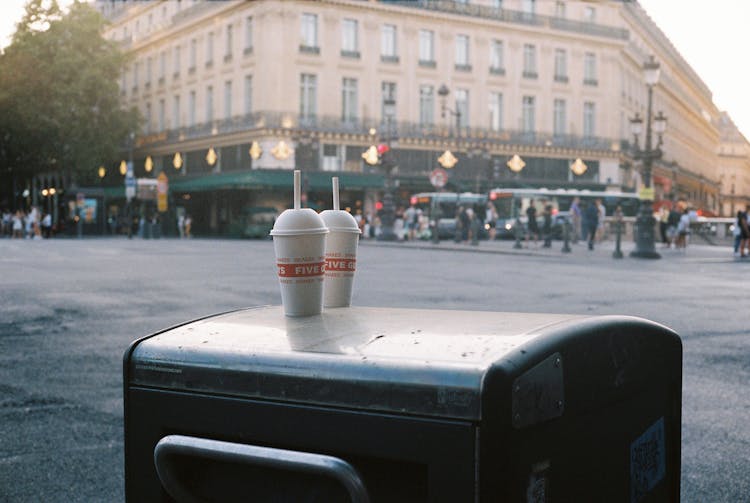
630;416;666;503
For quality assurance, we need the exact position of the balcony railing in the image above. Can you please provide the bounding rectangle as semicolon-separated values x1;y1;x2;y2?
387;1;629;41
149;111;616;153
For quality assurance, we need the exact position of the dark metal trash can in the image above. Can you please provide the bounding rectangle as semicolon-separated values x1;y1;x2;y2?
124;306;681;502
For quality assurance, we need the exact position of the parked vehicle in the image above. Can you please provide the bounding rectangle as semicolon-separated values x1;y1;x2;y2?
229;206;277;239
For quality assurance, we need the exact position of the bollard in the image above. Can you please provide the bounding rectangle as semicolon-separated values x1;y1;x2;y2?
470;218;479;246
513;218;523;249
431;220;440;244
561;219;571;253
613;219;624;259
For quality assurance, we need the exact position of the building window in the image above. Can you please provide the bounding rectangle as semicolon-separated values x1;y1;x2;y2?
146;56;152;87
224;80;232;120
521;0;536;16
159;51;166;83
206;85;213;122
584;52;597;85
145;102;151;134
244;75;253;115
522;96;535;133
225;24;233;61
490;40;504;74
492;0;503;8
189;90;196;127
584;101;596;138
381;24;398;62
341;18;359;58
553;98;566;136
455;34;470;71
121;72;126;95
173;45;181;78
419;29;435;67
555;1;565;18
554;48;567;82
301;13;318;52
300;73;316;121
206;31;214;66
244;16;253;54
455;88;468;128
583;6;596;23
322;144;341;172
489;92;502;131
342;77;358;123
158;99;165;131
189;38;197;71
523;44;537;79
381;82;396;123
133;62;139;92
419;85;434;126
173;94;180;129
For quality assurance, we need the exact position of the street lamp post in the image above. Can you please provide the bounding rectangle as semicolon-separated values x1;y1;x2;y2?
377;97;398;241
629;56;667;259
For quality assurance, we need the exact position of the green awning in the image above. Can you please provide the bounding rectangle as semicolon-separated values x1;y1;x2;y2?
170;169;384;192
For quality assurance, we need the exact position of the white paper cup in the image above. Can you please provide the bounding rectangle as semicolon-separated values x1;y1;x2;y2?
271;209;328;317
320;210;361;308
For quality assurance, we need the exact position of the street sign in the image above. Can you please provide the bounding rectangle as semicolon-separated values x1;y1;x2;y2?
430;168;448;188
125;161;135;201
639;187;655;200
157;172;169;212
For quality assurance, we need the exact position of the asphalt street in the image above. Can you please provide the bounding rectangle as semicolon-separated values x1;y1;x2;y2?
0;236;748;502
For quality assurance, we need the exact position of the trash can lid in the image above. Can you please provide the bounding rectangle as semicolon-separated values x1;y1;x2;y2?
127;306;653;420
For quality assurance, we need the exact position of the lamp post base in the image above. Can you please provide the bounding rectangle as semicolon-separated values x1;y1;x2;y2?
629;202;661;259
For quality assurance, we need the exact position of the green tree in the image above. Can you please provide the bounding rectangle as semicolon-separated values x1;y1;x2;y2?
0;0;139;206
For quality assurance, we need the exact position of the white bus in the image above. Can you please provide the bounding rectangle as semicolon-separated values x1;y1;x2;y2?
410;192;488;239
487;188;641;238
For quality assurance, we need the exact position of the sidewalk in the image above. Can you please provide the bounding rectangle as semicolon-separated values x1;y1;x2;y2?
359;236;737;261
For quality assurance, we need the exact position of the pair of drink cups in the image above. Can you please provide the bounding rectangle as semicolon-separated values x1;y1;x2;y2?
271;207;360;316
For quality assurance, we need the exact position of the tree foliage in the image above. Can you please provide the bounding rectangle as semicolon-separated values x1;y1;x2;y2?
0;0;139;186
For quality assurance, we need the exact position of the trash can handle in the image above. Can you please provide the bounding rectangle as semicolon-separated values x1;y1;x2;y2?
154;434;370;503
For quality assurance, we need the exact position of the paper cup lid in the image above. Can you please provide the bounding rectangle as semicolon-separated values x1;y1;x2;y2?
320;210;361;233
270;208;329;236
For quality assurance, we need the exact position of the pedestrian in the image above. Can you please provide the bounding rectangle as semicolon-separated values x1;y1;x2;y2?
12;210;24;239
675;208;691;250
485;201;498;241
394;207;405;241
41;213;52;238
461;206;472;243
737;205;750;258
658;206;670;247
542;204;553;248
454;205;465;243
569;197;581;243
596;198;606;242
404;203;418;241
583;200;599;250
525;199;539;247
667;204;681;248
178;214;185;238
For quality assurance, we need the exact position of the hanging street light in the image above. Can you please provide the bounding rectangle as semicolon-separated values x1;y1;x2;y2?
570;158;588;176
438;149;458;169
507;154;526;173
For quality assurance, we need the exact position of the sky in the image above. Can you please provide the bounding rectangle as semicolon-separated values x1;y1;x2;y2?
0;0;749;138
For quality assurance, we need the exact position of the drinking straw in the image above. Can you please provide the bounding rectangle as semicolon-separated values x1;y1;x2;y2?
294;170;301;210
332;177;340;211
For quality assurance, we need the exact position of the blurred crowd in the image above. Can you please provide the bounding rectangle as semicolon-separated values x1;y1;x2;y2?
1;207;54;239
